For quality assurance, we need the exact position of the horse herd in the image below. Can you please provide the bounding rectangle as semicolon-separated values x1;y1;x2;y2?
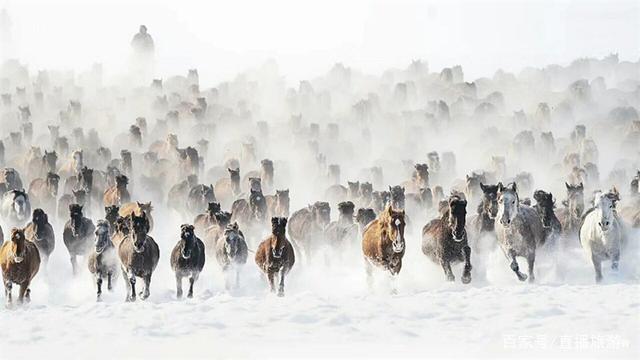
0;54;639;307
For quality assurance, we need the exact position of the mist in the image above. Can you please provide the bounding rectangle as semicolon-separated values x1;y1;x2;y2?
0;0;639;358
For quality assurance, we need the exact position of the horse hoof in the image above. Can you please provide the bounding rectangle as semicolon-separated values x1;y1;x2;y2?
187;293;193;299
461;276;471;284
517;273;528;282
277;291;285;297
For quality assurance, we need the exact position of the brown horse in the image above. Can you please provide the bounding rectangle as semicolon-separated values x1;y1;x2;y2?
28;172;60;214
255;217;295;297
119;202;154;232
203;211;232;258
402;163;429;193
1;228;41;306
362;205;406;293
193;202;221;236
265;189;290;218
325;201;358;249
214;168;241;208
103;175;130;207
287;201;331;260
118;212;160;301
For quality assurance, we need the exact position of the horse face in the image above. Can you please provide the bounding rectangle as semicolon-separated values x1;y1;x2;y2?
131;214;149;252
180;224;195;259
250;191;267;221
387;208;405;253
313;202;331;227
449;199;467;242
480;183;499;219
47;173;60;196
10;228;26;263
13;193;29;221
596;195;616;232
94;222;110;253
498;185;518;226
224;224;241;257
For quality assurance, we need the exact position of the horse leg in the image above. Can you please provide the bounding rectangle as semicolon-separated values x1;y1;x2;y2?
365;259;374;290
441;258;455;282
235;268;240;289
509;250;528;281
389;272;399;295
611;250;620;271
187;273;196;298
96;276;103;301
141;275;151;300
267;271;276;293
107;272;113;291
4;281;12;306
175;273;183;299
591;253;603;283
126;269;137;302
277;269;286;297
461;245;472;284
526;253;535;283
70;254;78;276
17;282;30;304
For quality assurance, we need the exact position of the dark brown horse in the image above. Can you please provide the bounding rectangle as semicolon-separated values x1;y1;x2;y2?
255;217;295;296
170;224;205;298
422;195;471;283
24;209;55;265
62;204;95;275
193;202;221;235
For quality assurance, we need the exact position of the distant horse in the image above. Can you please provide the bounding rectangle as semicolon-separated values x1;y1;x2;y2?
288;201;331;260
556;182;585;238
231;189;268;230
1;189;31;228
532;190;562;246
579;189;625;283
119;202;154;232
193;202;221;236
266;189;290;218
28;172;59;214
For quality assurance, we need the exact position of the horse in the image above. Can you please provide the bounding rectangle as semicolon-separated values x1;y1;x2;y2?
465;172;487;207
104;205;120;236
59;149;84;179
167;174;199;213
579;189;625;283
87;220;118;301
231;189;268;229
57;189;87;220
193;202;221;236
214;168;241;208
494;183;545;282
62;204;96;275
421;194;471;283
255;217;295;297
186;184;215;217
469;182;500;239
325;201;358;249
203;211;233;258
24;209;55;265
170;224;205;298
402;163;429;193
118;212;160;301
265;189;290;218
1;189;31;228
362;205;406;293
214;222;248;289
288;201;331;260
119;202;154;232
103;174;130;207
532;190;562;246
28;172;60;214
556;182;585;238
355;208;376;235
0;168;23;191
0;228;40;306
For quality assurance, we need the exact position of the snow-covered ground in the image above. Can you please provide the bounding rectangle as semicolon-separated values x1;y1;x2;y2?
2;210;638;359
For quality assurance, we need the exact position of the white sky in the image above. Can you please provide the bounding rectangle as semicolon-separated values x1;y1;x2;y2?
2;0;639;85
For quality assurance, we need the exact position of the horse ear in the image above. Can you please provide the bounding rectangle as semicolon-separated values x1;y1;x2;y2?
387;205;394;216
388;185;392;191
578;182;584;190
480;182;486;191
497;182;504;192
565;182;571;190
510;182;517;192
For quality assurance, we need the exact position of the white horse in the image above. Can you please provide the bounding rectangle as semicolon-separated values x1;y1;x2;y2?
1;189;31;228
579;188;625;283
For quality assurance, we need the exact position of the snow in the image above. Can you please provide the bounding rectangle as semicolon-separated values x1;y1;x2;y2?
1;211;638;359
